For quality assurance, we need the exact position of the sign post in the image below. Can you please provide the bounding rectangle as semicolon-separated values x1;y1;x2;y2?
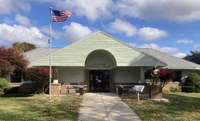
133;85;145;102
137;92;140;102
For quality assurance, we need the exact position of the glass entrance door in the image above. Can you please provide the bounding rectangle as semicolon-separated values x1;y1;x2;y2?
89;70;109;92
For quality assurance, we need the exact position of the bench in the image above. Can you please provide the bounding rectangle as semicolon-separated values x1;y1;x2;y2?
115;85;135;93
65;85;87;94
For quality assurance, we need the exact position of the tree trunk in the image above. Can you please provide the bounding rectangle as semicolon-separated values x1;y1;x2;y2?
149;85;163;99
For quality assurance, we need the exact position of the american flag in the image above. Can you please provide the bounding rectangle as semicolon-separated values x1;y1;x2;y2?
51;9;71;22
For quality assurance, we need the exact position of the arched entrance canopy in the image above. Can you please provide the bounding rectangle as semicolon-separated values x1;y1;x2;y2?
85;49;117;70
85;49;116;92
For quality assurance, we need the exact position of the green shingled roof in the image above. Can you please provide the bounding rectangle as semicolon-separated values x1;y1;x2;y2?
31;31;166;67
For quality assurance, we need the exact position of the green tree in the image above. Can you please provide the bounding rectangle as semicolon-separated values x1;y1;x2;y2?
12;42;36;53
184;50;200;64
0;77;9;94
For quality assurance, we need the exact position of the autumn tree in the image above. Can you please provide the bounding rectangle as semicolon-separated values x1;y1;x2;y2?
184;50;200;64
12;42;36;53
144;68;175;99
0;46;28;77
0;59;15;77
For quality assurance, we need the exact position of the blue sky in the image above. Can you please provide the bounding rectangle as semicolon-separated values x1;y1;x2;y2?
0;0;200;58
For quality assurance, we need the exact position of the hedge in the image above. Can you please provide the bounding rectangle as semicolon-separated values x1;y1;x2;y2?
182;73;200;92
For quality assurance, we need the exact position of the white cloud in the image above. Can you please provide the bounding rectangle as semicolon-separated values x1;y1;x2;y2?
52;22;93;43
176;39;193;44
173;52;187;58
0;0;31;14
107;20;167;40
40;26;64;41
15;14;32;27
49;0;113;21
107;19;137;37
139;43;186;58
140;43;177;54
138;27;167;40
40;22;93;43
115;0;200;22
0;24;48;47
35;0;200;22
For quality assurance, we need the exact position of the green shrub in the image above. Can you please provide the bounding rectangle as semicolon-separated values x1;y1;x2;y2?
0;77;9;94
0;78;9;89
0;88;3;95
182;73;200;92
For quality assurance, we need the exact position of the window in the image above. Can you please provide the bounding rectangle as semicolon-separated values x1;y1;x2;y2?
173;71;182;82
11;71;22;83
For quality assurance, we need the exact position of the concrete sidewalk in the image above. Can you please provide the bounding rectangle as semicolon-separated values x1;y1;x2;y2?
78;93;141;121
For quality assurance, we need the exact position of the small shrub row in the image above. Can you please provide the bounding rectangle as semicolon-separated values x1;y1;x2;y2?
170;86;181;92
163;85;181;94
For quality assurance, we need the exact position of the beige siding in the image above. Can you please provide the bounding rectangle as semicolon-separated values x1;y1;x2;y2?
85;50;116;69
5;75;11;82
114;67;140;83
58;67;84;83
32;31;165;67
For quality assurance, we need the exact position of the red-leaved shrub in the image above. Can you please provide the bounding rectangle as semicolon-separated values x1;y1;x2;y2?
24;67;57;93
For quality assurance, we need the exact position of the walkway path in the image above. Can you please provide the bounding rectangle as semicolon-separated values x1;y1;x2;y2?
78;93;141;121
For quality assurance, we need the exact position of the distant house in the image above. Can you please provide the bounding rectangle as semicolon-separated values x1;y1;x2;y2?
6;31;200;93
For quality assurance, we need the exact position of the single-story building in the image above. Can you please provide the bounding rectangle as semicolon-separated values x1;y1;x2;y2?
6;31;200;94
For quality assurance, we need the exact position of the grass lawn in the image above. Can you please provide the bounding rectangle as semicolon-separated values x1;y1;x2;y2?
121;93;200;121
0;94;82;121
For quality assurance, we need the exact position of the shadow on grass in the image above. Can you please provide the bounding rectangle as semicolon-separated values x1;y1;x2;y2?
122;93;200;121
163;93;200;112
0;93;34;97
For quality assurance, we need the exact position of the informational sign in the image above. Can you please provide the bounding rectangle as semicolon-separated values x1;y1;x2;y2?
133;85;145;93
88;63;111;68
133;85;145;102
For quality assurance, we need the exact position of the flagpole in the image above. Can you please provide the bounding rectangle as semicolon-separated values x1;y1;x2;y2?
49;7;53;101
